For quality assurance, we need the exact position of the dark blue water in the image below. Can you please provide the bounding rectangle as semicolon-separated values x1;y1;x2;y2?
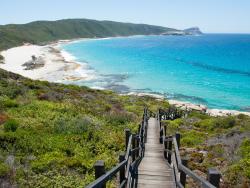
62;34;250;111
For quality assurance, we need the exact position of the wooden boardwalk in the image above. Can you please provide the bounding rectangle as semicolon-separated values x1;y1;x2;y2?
137;118;175;188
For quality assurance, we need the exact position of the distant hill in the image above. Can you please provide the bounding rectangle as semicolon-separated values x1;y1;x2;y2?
0;19;177;50
183;27;203;35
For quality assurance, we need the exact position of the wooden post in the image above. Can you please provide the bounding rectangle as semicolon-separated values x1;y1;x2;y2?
145;118;148;143
180;158;188;187
159;128;163;144
208;168;220;188
119;153;126;184
164;137;168;159
135;135;140;158
142;128;145;143
175;132;181;149
94;160;106;188
167;137;172;164
164;124;167;136
125;129;131;150
132;134;136;161
138;124;141;133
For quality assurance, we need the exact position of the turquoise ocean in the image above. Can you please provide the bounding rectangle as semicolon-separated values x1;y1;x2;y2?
62;34;250;111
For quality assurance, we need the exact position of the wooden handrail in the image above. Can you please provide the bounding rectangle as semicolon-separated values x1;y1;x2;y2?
86;108;149;188
86;160;127;188
158;108;220;188
172;137;216;188
125;135;132;160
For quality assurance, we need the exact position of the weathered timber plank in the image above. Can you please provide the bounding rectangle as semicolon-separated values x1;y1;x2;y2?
138;170;172;176
137;179;175;187
137;183;175;188
138;174;174;181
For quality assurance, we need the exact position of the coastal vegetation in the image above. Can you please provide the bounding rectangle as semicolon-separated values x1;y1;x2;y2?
0;19;177;51
163;112;250;187
0;68;169;187
0;68;249;187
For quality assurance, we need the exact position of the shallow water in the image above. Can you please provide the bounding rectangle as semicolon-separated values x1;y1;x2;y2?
62;34;250;111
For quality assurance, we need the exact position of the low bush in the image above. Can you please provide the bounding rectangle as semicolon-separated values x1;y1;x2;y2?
226;139;250;184
162;118;183;135
105;111;134;125
53;116;94;134
214;116;236;129
0;83;24;99
240;138;250;159
37;91;64;101
0;96;19;108
0;162;9;177
188;111;210;120
4;119;19;132
194;118;215;130
181;130;206;146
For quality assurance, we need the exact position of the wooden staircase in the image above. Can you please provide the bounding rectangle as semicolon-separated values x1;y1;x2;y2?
86;108;220;188
137;118;175;188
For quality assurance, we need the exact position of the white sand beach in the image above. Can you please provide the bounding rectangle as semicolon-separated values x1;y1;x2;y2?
0;42;95;83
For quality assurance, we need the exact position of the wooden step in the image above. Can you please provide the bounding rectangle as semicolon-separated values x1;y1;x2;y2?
138;169;173;176
137;179;175;188
138;174;174;181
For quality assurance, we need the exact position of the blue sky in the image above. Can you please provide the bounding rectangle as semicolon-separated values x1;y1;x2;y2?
1;0;250;33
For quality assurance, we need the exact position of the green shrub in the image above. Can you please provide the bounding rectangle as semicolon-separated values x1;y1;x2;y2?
181;130;206;146
194;118;215;130
226;157;250;184
31;152;64;173
4;119;19;132
0;162;9;177
162;118;183;135
209;144;225;158
240;138;250;158
105;111;134;125
54;116;94;134
0;84;23;99
225;138;250;185
188;111;210;120
214;116;236;129
237;113;248;120
0;97;19;108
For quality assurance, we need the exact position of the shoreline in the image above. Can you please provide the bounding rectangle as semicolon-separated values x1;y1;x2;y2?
0;41;96;83
125;92;250;116
0;37;249;117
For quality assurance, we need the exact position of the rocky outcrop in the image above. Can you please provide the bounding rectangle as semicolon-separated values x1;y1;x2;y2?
184;27;203;35
0;55;4;64
22;55;45;70
162;30;186;36
161;27;203;36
